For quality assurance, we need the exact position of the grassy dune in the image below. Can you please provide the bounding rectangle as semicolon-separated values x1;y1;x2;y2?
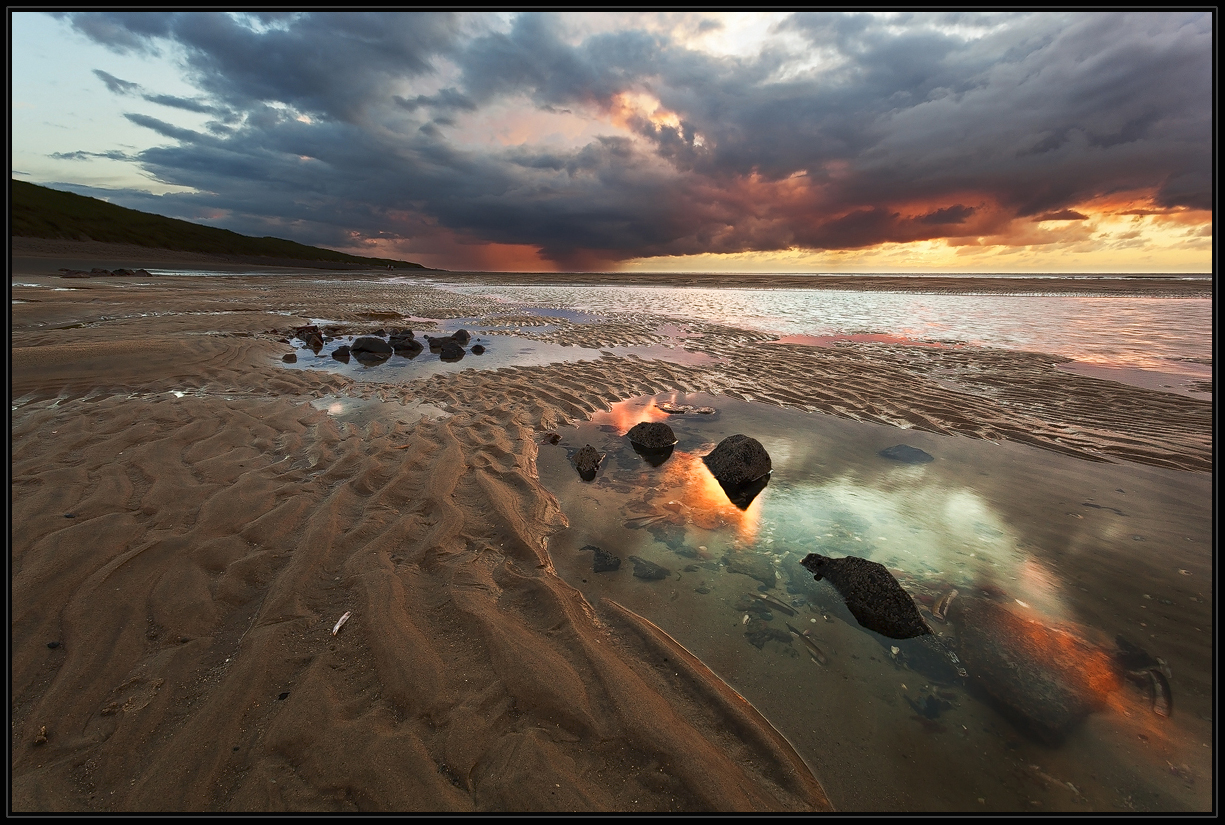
10;179;427;270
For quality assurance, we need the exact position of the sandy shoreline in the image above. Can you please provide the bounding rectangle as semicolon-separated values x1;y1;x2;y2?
9;255;1212;812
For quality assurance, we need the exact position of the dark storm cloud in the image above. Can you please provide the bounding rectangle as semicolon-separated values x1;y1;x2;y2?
58;11;1211;267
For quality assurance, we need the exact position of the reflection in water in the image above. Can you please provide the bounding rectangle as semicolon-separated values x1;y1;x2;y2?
538;393;1212;812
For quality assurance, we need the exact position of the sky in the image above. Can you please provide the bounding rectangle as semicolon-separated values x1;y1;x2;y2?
10;11;1213;273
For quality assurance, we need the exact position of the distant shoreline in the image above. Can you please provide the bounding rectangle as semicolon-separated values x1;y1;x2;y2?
10;236;1210;296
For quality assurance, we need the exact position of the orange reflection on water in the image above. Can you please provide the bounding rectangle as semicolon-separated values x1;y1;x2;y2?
646;449;765;543
591;396;673;434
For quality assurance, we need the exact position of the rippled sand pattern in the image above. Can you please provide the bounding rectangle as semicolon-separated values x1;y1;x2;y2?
10;272;1210;812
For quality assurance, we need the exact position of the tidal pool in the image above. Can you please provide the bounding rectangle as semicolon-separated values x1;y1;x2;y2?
536;393;1212;812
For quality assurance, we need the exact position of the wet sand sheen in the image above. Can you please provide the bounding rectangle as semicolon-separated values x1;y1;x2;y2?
9;265;1211;812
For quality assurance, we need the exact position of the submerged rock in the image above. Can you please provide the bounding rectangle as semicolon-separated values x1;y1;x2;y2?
725;552;777;590
949;596;1119;744
879;444;934;463
580;545;621;573
571;445;603;481
800;553;931;639
628;555;671;581
439;340;465;361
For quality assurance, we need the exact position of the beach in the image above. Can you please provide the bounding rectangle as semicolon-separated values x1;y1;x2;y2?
10;245;1213;812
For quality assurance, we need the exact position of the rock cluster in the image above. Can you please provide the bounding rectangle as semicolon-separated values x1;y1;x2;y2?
59;267;153;278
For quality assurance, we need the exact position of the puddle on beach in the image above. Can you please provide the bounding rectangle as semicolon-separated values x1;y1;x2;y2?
537;393;1212;813
279;319;719;381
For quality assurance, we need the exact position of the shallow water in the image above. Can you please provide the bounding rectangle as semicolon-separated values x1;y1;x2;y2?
537;393;1212;813
436;283;1212;379
280;320;719;381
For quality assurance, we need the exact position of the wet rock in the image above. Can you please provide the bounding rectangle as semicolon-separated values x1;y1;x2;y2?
626;421;677;449
703;434;771;488
628;555;671;580
571;445;603;481
332;345;351;362
282;353;297;363
351;336;393;355
439;340;466;361
800;553;931;639
703;435;772;508
452;329;471;345
949;596;1117;744
295;325;324;351
471;344;485;354
391;336;424;356
879;444;934;463
542;432;561;445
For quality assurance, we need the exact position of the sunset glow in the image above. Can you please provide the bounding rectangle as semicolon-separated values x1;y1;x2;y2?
11;11;1211;273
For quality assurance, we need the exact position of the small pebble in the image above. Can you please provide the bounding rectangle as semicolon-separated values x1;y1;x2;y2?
46;641;60;650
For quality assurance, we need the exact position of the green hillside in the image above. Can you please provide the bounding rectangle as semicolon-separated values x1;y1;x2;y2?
10;179;428;270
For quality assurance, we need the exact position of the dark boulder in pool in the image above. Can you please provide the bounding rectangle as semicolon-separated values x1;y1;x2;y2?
282;353;297;363
471;344;485;354
703;434;772;508
626;421;677;450
571;444;603;481
452;329;471;345
391;336;423;356
879;444;934;463
703;434;771;488
351;336;393;355
439;340;466;361
332;345;351;362
800;553;931;640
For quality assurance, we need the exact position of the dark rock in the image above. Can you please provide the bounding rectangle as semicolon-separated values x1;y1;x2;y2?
703;435;772;508
626;421;677;449
391;336;423;356
879;444;934;463
949;596;1111;744
47;641;60;650
800;553;931;639
282;353;297;363
371;328;387;337
542;432;561;445
471;344;485;355
452;329;471;345
592;546;622;573
332;345;351;362
351;336;393;355
571;445;603;481
628;555;671;580
295;325;324;351
439;340;466;361
424;335;448;351
353;350;390;365
59;269;90;278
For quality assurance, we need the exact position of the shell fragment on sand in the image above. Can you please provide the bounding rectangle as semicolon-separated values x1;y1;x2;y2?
332;611;352;636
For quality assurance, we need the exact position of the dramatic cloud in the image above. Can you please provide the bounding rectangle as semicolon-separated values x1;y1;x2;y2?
41;11;1212;270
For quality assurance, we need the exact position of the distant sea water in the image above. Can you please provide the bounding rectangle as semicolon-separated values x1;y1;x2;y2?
431;277;1212;383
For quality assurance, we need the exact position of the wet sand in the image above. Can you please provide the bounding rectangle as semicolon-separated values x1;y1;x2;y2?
9;251;1212;812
